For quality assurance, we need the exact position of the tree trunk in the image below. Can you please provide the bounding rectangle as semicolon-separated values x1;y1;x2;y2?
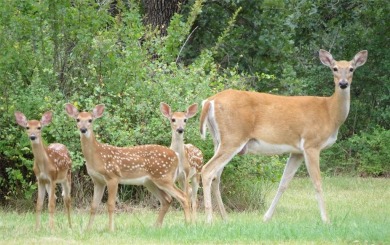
141;0;186;36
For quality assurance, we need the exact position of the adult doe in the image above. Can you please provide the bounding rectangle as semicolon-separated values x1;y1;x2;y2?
199;49;368;223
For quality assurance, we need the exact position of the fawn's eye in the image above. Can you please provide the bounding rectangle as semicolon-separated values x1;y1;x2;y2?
37;127;41;130
349;68;354;72
88;119;92;123
184;119;187;123
76;119;80;122
26;127;29;130
333;67;338;72
171;119;176;123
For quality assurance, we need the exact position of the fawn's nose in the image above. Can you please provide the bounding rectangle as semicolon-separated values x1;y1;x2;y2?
176;128;184;134
80;128;87;134
29;135;37;141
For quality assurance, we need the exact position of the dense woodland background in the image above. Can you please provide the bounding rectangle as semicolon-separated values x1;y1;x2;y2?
0;0;389;209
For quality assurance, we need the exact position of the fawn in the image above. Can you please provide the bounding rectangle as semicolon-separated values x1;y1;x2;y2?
65;103;190;231
160;102;203;218
15;111;72;230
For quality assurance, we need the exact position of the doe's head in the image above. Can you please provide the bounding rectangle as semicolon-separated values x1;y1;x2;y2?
319;49;367;90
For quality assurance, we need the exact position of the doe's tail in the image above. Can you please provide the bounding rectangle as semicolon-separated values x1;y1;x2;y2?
199;100;211;140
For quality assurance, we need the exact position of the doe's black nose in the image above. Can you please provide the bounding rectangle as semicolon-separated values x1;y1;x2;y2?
339;81;349;89
29;136;36;141
177;128;184;134
80;128;87;134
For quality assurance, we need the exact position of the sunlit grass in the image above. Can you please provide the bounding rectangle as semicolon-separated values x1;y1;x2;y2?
0;177;389;244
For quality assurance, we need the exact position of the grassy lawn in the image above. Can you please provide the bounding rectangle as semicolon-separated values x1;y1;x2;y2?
0;177;389;244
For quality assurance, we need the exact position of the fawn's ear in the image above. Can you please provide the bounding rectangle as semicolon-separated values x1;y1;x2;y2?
40;111;53;127
92;104;105;119
65;103;79;119
319;49;335;68
160;102;172;119
15;111;28;128
186;104;198;118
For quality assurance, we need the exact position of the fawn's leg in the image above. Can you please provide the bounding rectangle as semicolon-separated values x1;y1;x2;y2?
87;180;106;230
61;178;72;228
35;180;46;230
106;179;119;232
145;181;172;227
48;181;56;230
155;179;191;224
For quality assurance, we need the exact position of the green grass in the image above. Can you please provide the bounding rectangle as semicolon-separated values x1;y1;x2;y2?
0;177;389;244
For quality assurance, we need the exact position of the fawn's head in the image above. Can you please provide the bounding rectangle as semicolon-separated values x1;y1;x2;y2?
15;111;53;143
160;103;198;135
65;103;105;138
319;49;367;90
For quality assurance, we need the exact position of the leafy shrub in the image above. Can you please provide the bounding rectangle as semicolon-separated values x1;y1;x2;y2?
0;0;281;210
221;154;285;211
347;127;390;177
320;127;390;177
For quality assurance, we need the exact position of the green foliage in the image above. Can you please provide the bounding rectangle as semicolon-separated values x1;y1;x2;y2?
320;127;390;177
221;155;285;211
0;0;277;207
0;0;389;209
184;0;389;133
348;128;390;177
284;0;390;134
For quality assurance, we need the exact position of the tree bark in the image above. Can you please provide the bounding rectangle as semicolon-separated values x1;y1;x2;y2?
141;0;186;36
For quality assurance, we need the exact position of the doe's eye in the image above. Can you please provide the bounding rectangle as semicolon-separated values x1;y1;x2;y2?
171;119;176;123
26;127;30;130
37;127;41;130
184;119;187;123
76;119;80;122
333;67;338;72
349;68;354;72
88;119;92;123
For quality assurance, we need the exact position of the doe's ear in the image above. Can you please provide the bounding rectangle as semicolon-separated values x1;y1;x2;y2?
15;111;28;128
65;103;79;119
40;111;53;126
92;104;105;119
319;49;335;68
352;50;368;68
185;104;198;118
160;102;172;119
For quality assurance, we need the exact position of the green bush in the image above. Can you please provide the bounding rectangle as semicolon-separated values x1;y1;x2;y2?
348;127;390;177
320;127;390;177
221;154;285;211
0;0;281;209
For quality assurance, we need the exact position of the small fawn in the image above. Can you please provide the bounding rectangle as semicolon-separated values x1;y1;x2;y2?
160;103;203;218
65;103;190;231
15;111;72;230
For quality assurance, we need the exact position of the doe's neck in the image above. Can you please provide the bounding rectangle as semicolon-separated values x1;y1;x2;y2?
329;87;351;126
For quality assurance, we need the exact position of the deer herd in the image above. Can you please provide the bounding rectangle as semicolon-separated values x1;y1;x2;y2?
14;50;367;231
